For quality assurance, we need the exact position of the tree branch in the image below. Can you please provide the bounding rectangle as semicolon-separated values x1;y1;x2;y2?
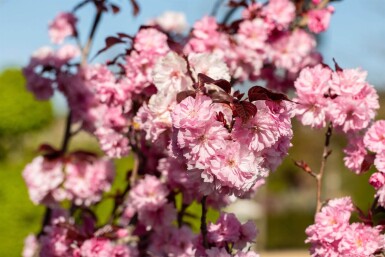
81;4;103;66
211;0;225;17
200;195;209;248
315;122;333;213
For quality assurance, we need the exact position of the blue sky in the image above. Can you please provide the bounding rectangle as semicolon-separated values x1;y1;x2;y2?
1;0;385;86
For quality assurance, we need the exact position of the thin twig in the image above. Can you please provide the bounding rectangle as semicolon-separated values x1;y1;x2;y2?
211;0;225;16
130;151;140;186
200;195;209;248
81;5;103;66
60;112;73;154
177;203;188;228
37;208;52;237
222;6;239;25
316;122;333;213
38;113;73;237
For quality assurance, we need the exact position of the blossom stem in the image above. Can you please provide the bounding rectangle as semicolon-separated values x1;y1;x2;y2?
177;203;188;228
316;122;333;213
81;2;103;65
38;113;73;237
60;112;73;154
200;195;209;248
211;0;225;16
222;6;239;24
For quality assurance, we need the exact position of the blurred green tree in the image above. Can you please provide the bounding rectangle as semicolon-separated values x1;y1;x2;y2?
0;69;53;157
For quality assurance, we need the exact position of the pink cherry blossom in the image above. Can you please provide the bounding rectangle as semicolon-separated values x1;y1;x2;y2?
343;134;369;174
369;172;385;190
128;175;169;211
374;152;385;173
262;0;296;30
232;101;282;152
364;120;385;154
207;212;242;245
269;29;316;74
188;53;231;82
95;128;130;158
171;95;215;129
307;7;334;34
208;141;268;194
236;19;270;50
80;238;114;257
22;156;64;205
149;226;196;256
150;11;188;34
49;12;77;44
134;28;169;55
22;234;38;257
63;156;115;206
338;223;385;257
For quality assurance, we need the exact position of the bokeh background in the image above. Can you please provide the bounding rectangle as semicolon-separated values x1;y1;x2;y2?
1;0;385;256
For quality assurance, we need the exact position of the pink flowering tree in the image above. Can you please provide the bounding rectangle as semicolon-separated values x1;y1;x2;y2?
19;0;385;256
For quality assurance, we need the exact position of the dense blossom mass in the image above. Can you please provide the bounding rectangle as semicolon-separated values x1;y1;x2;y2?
19;0;385;256
305;197;385;257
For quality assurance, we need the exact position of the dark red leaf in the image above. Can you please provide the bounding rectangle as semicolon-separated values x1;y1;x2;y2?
361;153;375;173
233;90;244;100
95;36;125;57
110;4;120;14
117;32;134;40
105;36;125;47
333;58;343;72
129;0;140;16
176;90;196;103
228;0;248;8
248;86;291;102
216;111;225;122
233;101;257;122
38;144;62;159
197;73;232;93
209;90;233;104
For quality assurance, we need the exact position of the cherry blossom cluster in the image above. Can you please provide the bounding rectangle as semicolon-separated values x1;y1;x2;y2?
22;151;115;207
294;64;379;132
23;209;138;257
305;197;385;257
19;0;358;256
293;63;381;175
361;120;385;207
184;0;332;89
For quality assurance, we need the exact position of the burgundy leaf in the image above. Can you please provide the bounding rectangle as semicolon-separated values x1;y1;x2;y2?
333;58;343;72
95;36;125;57
197;73;232;93
110;4;120;14
38;144;62;159
361;153;375;173
228;0;248;8
117;32;134;40
248;86;291;102
216;111;225;123
176;90;196;103
233;90;244;100
129;0;140;16
105;36;125;47
209;90;233;104
233;101;257;122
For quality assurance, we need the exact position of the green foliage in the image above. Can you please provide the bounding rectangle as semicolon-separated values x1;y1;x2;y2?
0;69;53;136
0;157;44;257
